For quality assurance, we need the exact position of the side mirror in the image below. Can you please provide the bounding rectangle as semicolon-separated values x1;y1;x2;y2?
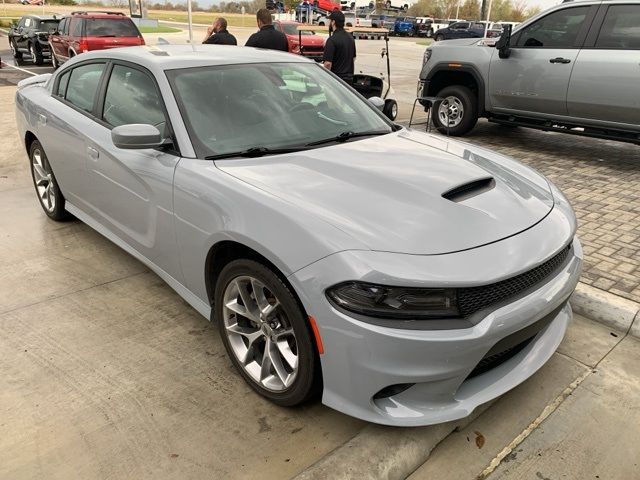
368;96;385;111
495;24;512;59
111;124;164;149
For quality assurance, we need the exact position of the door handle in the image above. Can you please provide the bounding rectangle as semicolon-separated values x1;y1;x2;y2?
37;113;47;126
549;57;571;64
87;146;99;160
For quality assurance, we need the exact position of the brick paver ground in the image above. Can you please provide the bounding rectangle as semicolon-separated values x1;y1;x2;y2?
448;120;640;303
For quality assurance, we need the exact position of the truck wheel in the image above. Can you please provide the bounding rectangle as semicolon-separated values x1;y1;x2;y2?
30;43;44;65
383;99;398;120
10;39;22;59
432;85;478;136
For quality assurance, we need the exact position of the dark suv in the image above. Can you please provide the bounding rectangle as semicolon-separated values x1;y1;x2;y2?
9;15;60;65
49;11;144;69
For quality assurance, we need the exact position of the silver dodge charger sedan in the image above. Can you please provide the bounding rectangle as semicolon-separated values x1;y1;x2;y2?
15;45;582;426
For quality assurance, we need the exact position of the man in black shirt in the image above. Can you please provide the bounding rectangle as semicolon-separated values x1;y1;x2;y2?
245;9;289;51
203;18;237;45
323;10;356;83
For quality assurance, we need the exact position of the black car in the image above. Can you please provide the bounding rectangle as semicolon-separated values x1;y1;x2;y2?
433;21;489;41
9;15;60;65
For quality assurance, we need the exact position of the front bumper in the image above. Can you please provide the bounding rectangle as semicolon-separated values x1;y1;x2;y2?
290;215;582;426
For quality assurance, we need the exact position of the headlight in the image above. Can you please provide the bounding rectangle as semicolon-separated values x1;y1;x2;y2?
423;48;432;66
326;282;460;319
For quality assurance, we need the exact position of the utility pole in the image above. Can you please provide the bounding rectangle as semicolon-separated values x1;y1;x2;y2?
480;0;486;20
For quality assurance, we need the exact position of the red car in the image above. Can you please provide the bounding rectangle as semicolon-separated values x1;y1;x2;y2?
49;11;144;69
274;20;325;62
312;0;341;13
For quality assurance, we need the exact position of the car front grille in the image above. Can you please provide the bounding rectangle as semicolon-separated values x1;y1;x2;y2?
458;245;571;318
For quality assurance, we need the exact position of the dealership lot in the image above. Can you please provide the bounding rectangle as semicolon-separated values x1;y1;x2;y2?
1;26;640;479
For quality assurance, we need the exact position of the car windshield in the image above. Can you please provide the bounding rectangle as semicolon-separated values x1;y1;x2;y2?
167;62;393;159
282;24;314;35
39;20;60;31
85;18;139;36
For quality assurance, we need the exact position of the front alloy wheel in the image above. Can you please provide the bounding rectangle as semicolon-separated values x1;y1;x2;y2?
216;259;320;406
432;85;478;136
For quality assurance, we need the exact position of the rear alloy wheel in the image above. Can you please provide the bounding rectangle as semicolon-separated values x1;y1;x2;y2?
383;99;398;120
432;85;478;136
29;43;44;65
29;140;70;221
435;34;444;41
215;259;321;406
10;39;22;59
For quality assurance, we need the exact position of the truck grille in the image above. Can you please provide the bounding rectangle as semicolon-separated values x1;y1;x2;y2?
458;245;571;318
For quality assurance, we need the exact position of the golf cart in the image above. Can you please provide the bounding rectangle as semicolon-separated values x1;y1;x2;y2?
297;25;397;120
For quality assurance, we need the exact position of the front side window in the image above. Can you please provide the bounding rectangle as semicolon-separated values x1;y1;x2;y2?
595;5;640;49
64;63;105;113
516;6;589;48
24;18;32;28
167;62;392;158
102;65;167;132
61;18;70;35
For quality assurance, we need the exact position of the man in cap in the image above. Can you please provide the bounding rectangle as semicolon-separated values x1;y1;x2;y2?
323;10;356;84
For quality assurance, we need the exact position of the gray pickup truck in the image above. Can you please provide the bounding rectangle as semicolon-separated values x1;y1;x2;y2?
418;0;640;143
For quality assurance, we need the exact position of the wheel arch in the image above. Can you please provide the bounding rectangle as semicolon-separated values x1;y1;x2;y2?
25;131;38;155
425;63;485;114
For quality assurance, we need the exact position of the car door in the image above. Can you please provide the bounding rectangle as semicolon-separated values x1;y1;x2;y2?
448;22;470;39
16;17;32;51
567;4;640;129
83;62;183;280
45;61;107;211
488;4;596;116
50;17;67;60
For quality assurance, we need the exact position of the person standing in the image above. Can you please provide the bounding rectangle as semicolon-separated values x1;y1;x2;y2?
323;10;356;84
245;9;289;51
203;18;237;45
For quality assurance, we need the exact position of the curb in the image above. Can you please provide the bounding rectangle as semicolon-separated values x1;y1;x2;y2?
292;282;639;480
293;401;495;480
570;282;640;338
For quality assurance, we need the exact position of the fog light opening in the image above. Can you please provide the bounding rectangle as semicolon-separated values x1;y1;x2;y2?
373;383;415;400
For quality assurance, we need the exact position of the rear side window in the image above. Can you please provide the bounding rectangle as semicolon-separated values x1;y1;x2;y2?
64;63;106;113
55;70;70;97
516;6;589;48
71;18;83;36
595;5;640;49
85;18;140;37
102;65;167;132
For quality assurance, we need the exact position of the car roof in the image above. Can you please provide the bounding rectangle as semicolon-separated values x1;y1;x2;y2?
74;44;312;71
67;11;130;18
23;15;59;21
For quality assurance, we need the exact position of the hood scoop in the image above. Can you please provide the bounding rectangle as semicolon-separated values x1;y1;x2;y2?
442;177;496;203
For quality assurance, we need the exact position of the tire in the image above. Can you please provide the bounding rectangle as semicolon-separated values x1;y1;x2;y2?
30;43;44;65
10;39;22;59
432;85;478;136
383;99;398;120
29;140;70;221
435;34;444;41
215;259;321;406
427;28;433;37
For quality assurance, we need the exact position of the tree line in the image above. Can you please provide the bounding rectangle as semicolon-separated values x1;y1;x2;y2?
408;0;540;22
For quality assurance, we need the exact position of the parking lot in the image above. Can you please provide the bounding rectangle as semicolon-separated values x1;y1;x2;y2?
1;24;640;480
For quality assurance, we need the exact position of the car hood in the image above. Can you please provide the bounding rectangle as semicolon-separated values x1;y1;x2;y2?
298;35;324;46
433;37;484;46
215;130;554;255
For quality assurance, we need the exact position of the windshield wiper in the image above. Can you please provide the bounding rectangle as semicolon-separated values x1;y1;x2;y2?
204;146;309;160
305;130;390;147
